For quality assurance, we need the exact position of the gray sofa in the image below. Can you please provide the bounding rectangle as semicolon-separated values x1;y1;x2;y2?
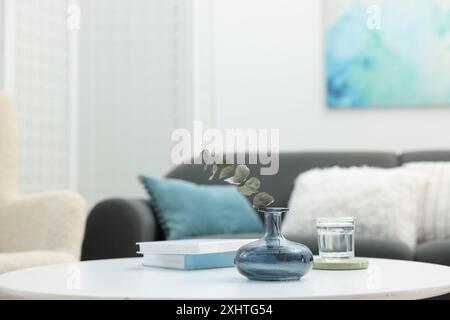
81;151;450;268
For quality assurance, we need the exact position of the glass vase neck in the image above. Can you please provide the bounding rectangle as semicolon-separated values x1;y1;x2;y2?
259;208;288;239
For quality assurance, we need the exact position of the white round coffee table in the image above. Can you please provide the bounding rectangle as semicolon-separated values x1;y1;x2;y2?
1;257;450;300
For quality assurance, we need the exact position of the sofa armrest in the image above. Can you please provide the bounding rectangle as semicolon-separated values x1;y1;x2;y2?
0;192;86;259
415;240;450;266
81;199;163;261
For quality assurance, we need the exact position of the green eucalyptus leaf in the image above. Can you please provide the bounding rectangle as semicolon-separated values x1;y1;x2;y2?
253;192;275;208
218;165;235;180
245;177;261;191
224;177;239;185
238;185;256;196
231;164;250;184
237;177;260;196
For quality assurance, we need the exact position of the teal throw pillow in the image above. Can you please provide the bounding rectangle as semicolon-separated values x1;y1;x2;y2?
139;176;263;240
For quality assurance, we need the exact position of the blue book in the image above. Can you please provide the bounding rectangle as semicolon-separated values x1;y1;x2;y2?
142;251;236;270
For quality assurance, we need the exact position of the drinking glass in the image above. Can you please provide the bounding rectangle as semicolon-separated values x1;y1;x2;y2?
316;217;355;261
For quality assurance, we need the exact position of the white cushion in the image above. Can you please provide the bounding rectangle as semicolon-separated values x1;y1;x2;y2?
403;162;450;243
282;167;429;249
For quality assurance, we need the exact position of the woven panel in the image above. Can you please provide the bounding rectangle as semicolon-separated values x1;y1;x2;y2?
14;0;71;193
78;0;179;205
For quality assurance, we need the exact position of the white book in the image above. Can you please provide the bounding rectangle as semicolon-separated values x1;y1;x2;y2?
137;238;256;255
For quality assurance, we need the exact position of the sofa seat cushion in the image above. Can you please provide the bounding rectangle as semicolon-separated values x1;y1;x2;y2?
415;239;450;266
285;235;414;260
192;234;414;260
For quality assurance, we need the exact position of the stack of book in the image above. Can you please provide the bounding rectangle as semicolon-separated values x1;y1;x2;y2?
137;239;256;270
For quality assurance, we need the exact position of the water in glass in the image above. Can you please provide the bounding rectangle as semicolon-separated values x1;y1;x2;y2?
316;217;355;261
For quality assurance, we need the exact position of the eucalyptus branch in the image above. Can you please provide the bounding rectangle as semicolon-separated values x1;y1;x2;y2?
200;150;275;209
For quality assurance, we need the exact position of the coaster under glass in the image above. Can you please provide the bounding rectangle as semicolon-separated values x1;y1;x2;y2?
313;258;369;270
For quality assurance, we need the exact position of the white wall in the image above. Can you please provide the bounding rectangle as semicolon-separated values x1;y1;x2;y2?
78;0;187;206
212;0;450;152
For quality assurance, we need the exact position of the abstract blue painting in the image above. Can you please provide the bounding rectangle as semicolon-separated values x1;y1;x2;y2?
325;0;450;108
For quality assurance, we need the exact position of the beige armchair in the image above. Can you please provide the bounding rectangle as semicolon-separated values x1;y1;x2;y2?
0;92;86;276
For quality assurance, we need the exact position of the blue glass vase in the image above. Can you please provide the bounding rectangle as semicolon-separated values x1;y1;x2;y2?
235;208;313;281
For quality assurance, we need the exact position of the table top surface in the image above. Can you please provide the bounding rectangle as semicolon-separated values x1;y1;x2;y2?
1;257;450;300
